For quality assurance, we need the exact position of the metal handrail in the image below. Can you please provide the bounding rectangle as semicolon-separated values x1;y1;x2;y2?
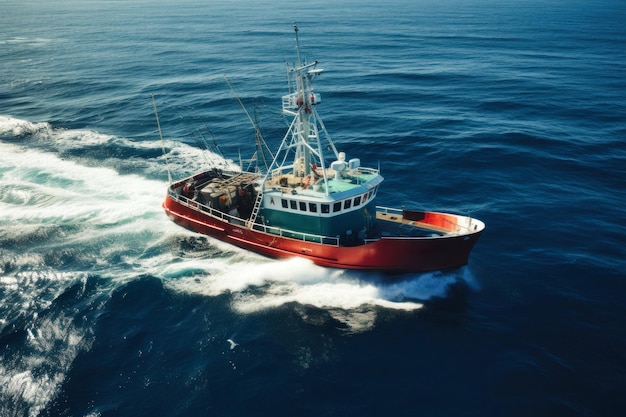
172;192;341;246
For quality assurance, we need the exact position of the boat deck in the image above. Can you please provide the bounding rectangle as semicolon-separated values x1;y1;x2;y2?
266;167;379;195
375;211;449;238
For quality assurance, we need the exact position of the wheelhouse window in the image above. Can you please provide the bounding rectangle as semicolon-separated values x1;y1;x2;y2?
299;201;307;211
281;199;288;208
354;196;361;206
290;200;297;210
309;203;318;213
321;204;330;214
344;199;352;210
333;202;342;212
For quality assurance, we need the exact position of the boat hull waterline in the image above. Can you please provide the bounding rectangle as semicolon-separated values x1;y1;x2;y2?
163;181;484;272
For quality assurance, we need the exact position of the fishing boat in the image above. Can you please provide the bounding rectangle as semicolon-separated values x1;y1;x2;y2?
160;25;485;272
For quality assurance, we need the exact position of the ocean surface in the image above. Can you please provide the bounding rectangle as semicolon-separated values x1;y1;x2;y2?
1;0;625;415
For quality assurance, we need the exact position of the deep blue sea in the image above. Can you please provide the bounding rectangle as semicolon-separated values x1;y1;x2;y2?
1;0;625;415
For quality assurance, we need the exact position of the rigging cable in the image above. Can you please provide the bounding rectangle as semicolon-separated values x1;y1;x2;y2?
152;93;173;184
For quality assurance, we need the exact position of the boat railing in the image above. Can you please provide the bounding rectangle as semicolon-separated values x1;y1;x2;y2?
456;217;483;234
171;190;245;225
354;166;379;175
171;191;340;246
376;206;404;217
376;205;480;235
251;223;340;246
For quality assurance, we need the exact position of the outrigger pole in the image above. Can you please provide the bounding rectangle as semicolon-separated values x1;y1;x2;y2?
223;75;274;172
152;93;172;184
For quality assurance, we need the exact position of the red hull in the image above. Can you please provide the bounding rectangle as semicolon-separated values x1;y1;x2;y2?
163;195;483;273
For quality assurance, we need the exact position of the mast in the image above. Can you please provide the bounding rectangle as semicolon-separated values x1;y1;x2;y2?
283;24;324;178
294;24;303;68
261;24;343;197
